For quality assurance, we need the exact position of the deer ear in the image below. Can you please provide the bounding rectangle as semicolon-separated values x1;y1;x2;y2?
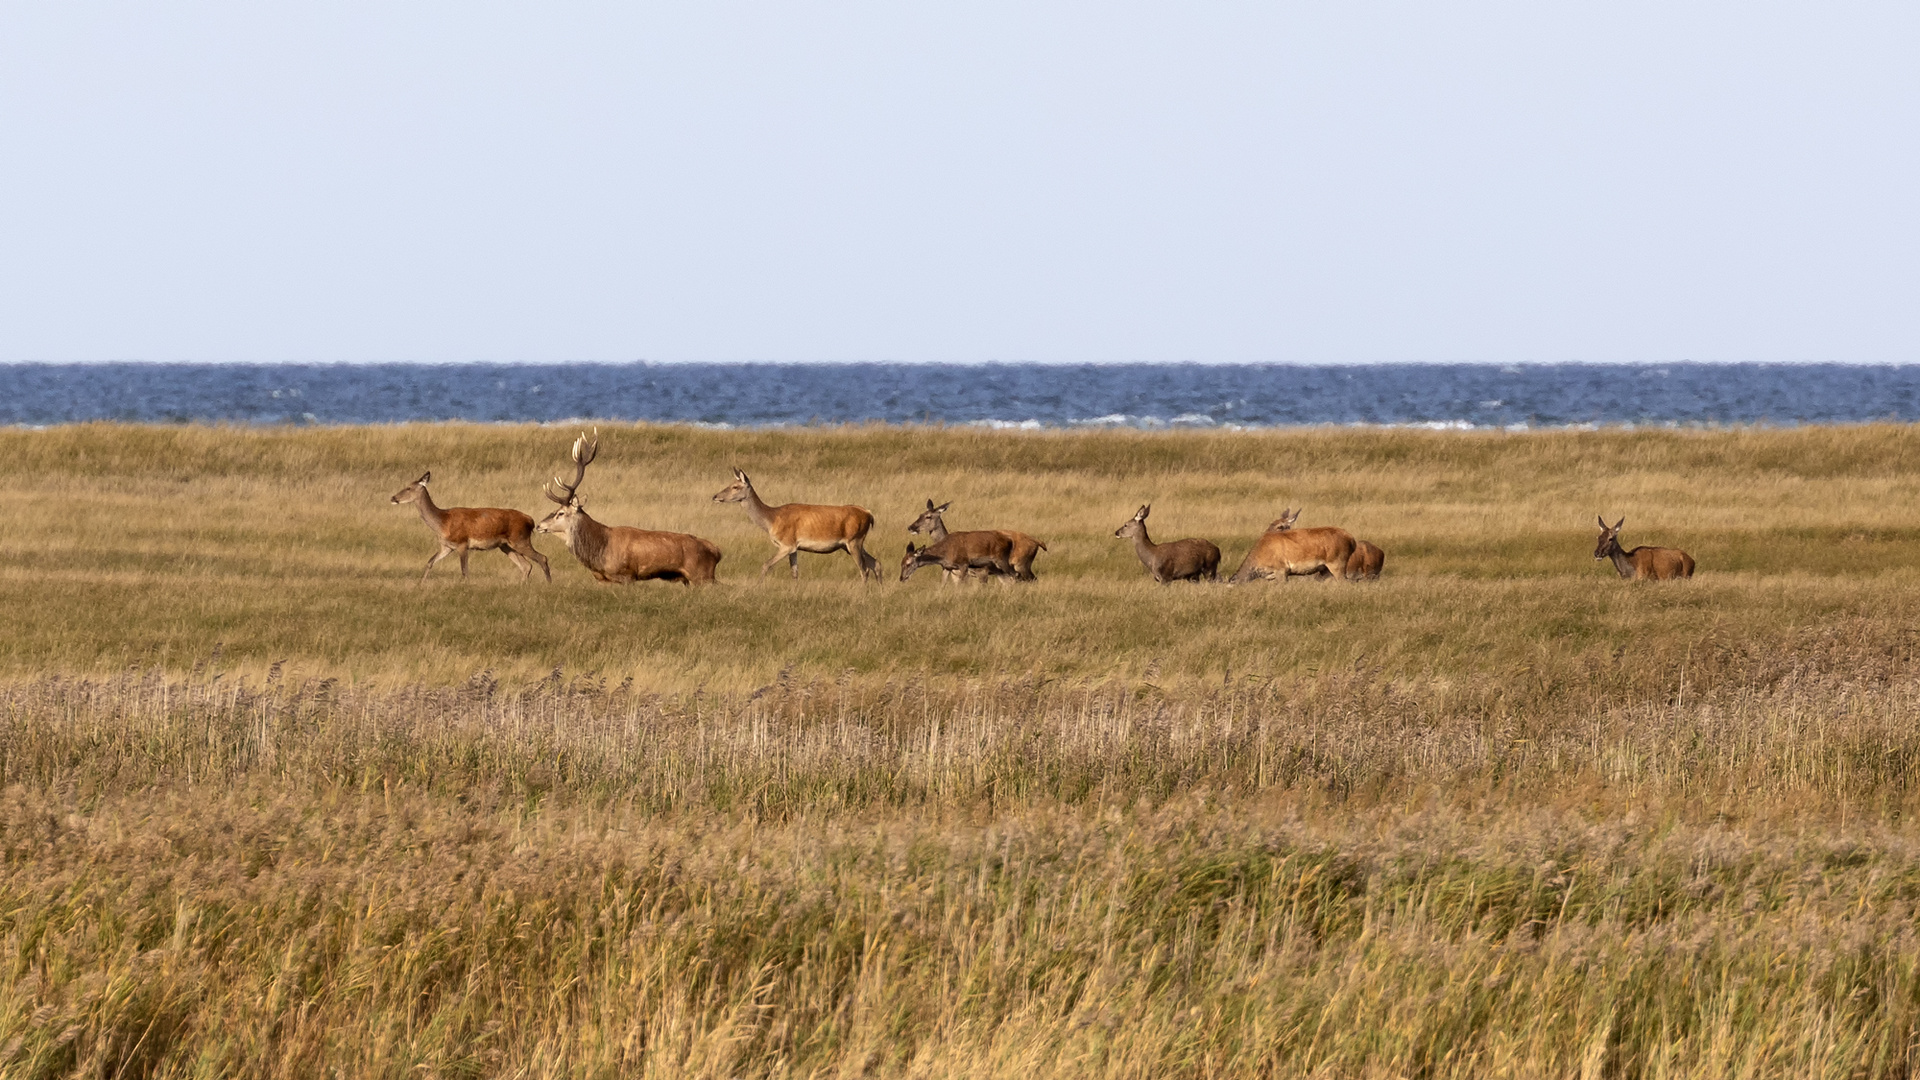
936;502;950;512
925;499;936;510
417;471;431;485
1598;515;1609;528
905;541;916;554
1138;504;1151;519
1615;517;1626;530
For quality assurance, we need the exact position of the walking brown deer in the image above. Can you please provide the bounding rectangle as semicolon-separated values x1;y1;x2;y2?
712;468;880;581
537;433;722;585
389;471;551;583
1594;516;1694;580
906;499;1047;581
899;534;1016;583
1114;504;1220;583
1228;508;1357;584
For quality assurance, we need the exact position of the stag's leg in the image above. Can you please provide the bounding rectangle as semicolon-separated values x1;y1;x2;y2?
422;544;458;582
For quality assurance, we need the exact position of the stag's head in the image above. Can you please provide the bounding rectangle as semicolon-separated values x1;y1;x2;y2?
536;501;585;539
389;471;431;505
712;468;753;504
1265;508;1300;533
1594;516;1626;560
1114;504;1151;540
907;499;951;535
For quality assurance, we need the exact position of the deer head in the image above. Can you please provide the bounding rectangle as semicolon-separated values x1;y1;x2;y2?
1265;508;1300;533
536;432;598;533
1594;515;1626;560
711;468;754;504
1114;504;1151;540
908;500;951;535
389;471;431;505
899;541;937;582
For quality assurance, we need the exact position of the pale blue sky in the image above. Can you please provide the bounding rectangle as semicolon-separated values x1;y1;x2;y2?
1;3;1915;363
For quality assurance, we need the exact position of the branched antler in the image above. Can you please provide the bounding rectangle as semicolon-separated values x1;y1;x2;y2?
544;429;600;505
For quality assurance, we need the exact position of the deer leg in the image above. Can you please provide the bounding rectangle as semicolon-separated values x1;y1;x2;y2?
848;537;877;581
422;544;457;582
458;546;472;579
789;551;801;579
760;547;794;578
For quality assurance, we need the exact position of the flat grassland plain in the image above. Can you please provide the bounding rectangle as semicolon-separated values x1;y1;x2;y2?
5;423;1920;1078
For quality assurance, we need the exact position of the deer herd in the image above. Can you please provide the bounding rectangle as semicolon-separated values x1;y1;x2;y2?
390;432;1697;586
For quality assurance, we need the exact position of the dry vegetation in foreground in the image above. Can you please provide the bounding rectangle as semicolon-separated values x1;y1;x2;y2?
3;423;1920;1077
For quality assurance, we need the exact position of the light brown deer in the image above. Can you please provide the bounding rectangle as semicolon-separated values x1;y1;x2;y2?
1228;508;1357;584
1346;539;1386;581
1114;504;1220;583
536;433;721;585
1594;516;1694;580
712;468;880;581
900;534;1015;583
389;471;551;583
906;499;1047;581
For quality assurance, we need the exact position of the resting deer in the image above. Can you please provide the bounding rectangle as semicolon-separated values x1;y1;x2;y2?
900;535;1016;583
906;499;1047;581
1229;507;1357;584
537;433;722;585
389;471;551;583
1346;539;1385;581
1114;504;1220;583
1594;516;1694;580
712;469;880;581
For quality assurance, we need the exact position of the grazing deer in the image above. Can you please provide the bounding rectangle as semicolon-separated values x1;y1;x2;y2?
900;534;1016;583
536;433;722;585
389;471;551;583
1594;516;1694;580
1114;504;1220;583
1346;539;1385;581
712;468;880;581
906;499;1047;581
1228;508;1357;584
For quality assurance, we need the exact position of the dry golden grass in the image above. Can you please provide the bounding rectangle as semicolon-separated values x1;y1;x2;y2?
4;422;1920;1077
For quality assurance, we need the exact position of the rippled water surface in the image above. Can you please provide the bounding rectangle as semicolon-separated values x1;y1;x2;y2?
3;362;1916;428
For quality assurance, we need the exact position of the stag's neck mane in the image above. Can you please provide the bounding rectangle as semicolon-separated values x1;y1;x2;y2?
558;508;610;567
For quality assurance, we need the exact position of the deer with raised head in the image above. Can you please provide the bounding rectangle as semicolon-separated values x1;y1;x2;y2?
1594;516;1694;580
712;468;880;581
900;534;1016;583
1114;504;1220;583
1228;508;1358;585
536;433;722;585
906;499;1047;581
389;471;551;583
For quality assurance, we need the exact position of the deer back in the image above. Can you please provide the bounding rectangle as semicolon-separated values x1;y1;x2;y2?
605;525;723;581
766;502;875;547
1243;526;1357;576
1628;545;1694;580
441;507;536;546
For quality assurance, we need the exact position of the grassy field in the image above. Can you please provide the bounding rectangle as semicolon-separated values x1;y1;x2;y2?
4;422;1920;1077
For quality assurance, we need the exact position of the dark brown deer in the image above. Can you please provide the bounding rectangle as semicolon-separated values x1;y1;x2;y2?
1594;516;1694;580
712;469;879;580
1346;539;1385;581
899;534;1015;583
537;433;721;585
389;471;551;583
1228;507;1357;584
906;499;1047;581
1114;504;1220;583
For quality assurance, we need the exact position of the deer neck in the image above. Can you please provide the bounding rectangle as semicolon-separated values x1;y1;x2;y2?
1606;542;1635;579
412;490;448;532
1129;527;1158;565
739;483;777;529
567;510;612;566
927;517;949;542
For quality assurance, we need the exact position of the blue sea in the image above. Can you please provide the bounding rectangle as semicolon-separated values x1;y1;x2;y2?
2;362;1917;429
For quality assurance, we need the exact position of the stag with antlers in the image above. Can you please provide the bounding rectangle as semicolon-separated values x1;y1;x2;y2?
537;431;722;585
